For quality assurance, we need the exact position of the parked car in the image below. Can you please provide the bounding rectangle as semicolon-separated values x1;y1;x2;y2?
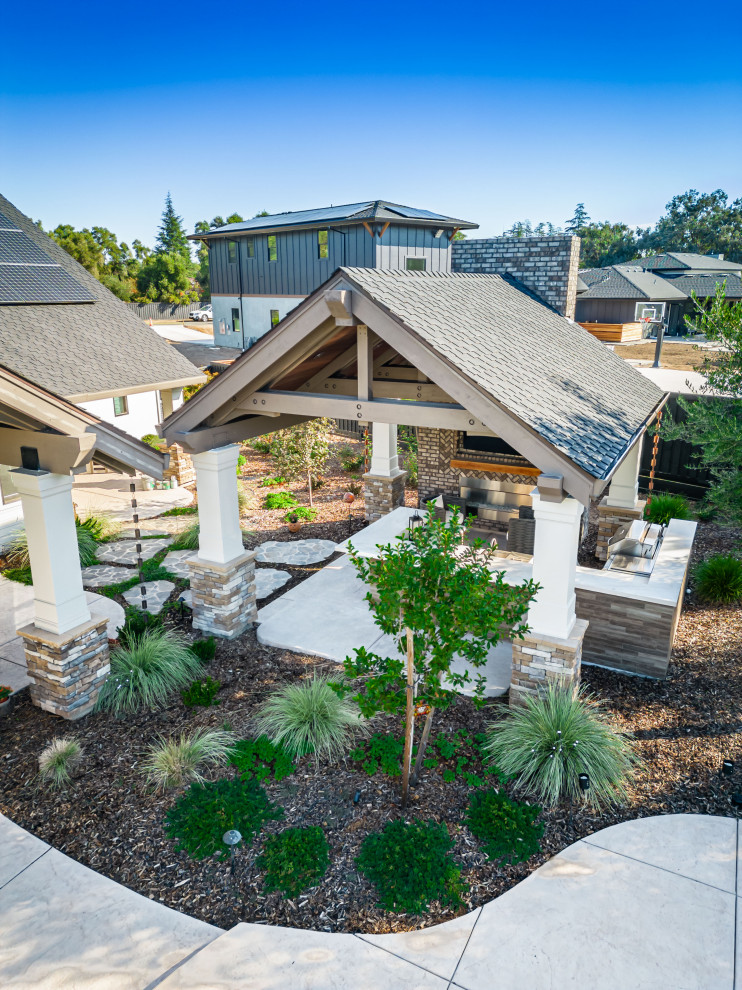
189;304;212;322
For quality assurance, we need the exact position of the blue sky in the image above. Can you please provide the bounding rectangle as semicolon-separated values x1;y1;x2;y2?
2;0;741;247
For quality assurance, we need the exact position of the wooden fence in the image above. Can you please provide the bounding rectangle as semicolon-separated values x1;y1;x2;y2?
127;301;205;322
639;393;717;498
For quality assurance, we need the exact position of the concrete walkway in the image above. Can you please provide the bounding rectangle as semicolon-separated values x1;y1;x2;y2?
72;473;193;521
0;812;737;988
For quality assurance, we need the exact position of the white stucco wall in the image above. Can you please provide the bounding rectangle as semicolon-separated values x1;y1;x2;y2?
212;294;305;349
78;390;163;442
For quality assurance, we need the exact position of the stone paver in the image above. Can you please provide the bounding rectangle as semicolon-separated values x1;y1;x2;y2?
122;580;176;614
163;549;196;578
254;538;336;566
255;567;291;598
80;563;137;587
97;537;172;565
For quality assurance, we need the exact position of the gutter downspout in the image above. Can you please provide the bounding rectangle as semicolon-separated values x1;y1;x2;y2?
237;238;246;350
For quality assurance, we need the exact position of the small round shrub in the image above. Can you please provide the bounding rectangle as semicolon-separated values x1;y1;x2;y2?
38;737;84;788
190;637;216;664
165;778;283;860
644;494;691;525
694;554;742;604
142;728;234;792
356;819;465;914
258;826;329;897
263;491;298;511
229;736;297;782
466;790;543;864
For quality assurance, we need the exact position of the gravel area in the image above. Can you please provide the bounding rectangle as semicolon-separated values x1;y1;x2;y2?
1;441;740;936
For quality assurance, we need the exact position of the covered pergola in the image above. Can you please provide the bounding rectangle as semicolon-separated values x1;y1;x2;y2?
0;366;167;718
162;268;666;698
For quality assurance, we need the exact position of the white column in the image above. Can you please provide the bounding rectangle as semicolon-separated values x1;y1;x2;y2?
192;445;244;564
10;469;91;635
606;436;643;509
370;422;400;476
527;491;583;641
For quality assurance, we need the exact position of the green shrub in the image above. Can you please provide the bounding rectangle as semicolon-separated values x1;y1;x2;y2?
161;505;198;517
351;733;404;776
2;567;33;585
644;493;692;525
258;826;329;897
117;606;164;648
483;682;638;810
78;514;120;541
141;434;164;450
236;454;247;475
171;523;200;551
252;675;368;764
190;637;216;664
466;790;543;864
284;506;317;522
229;736;297;782
263;491;298;511
356;819;465;913
237;482;249;515
142;728;234;791
165;778;283;860
694;554;742;604
259;475;287;487
695;502;717;522
182;675;221;707
96;628;204;714
250;436;274;455
38;737;84;788
402;448;418;487
339;445;364;472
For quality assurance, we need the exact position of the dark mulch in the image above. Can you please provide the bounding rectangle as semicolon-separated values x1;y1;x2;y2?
1;496;740;933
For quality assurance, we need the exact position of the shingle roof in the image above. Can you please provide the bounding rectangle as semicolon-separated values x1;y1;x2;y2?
661;272;742;298
195;200;478;238
641;252;742;272
578;266;687;301
0;194;204;399
340;268;664;479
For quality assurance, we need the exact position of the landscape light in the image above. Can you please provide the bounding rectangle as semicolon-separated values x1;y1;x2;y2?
731;793;742;811
722;759;734;776
223;829;242;876
578;773;590;793
408;511;423;539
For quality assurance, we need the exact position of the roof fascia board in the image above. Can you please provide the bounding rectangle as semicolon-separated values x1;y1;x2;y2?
172;414;312;454
66;375;204;403
190;218;477;241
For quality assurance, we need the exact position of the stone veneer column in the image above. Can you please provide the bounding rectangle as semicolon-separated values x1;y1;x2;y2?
363;423;407;521
11;469;110;719
189;445;257;638
416;427;460;505
510;489;588;706
596;438;646;561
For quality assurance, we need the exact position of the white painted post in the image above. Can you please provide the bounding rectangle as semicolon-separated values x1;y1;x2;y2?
192;445;244;564
370;422;400;476
527;491;583;641
10;469;91;635
606;436;643;509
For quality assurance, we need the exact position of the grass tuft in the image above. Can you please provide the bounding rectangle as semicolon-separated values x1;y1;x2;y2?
694;554;742;604
644;493;692;525
38;737;84;788
141;728;234;792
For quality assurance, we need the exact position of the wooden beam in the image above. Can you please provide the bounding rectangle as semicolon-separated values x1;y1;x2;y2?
0;429;96;474
314;378;454;403
379;222;390;237
450;458;540;476
173;414;311;454
375;366;430;382
362;222;374;237
357;325;372;401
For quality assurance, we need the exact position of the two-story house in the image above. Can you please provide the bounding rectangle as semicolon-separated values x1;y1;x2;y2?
190;201;479;349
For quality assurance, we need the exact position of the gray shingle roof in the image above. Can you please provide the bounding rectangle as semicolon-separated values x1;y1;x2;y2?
641;252;742;272
661;272;742;298
340;268;664;480
197;200;478;238
0;194;204;399
578;266;687;301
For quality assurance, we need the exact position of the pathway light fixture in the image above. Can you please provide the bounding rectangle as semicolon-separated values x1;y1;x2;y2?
407;511;423;539
722;759;734;776
578;773;590;794
223;829;242;876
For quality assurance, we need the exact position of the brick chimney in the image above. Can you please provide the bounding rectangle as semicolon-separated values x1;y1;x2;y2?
451;234;581;320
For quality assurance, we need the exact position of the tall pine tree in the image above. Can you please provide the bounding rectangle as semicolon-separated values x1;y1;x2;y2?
156;192;191;264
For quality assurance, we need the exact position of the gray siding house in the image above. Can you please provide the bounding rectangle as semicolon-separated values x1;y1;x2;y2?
190;201;478;349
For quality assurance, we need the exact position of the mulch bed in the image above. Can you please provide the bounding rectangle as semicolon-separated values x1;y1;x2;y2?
1;454;741;934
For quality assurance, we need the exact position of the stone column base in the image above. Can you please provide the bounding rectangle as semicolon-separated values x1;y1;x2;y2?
188;550;257;639
363;469;407;522
596;497;646;560
164;443;196;487
510;618;588;707
17;615;110;720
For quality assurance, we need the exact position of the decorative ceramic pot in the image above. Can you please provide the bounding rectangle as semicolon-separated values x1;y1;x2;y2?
287;520;302;534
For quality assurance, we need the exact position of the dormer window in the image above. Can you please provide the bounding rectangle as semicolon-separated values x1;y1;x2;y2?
268;235;277;262
318;229;329;259
227;240;238;264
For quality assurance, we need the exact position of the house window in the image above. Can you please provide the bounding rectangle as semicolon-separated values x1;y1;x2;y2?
268;235;277;262
246;237;255;258
318;229;329;259
232;307;241;332
113;395;128;417
270;309;280;328
405;257;426;271
227;240;238;264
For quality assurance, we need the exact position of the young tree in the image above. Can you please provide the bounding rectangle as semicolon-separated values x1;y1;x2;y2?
156;193;191;264
662;282;742;521
335;512;537;807
270;418;332;506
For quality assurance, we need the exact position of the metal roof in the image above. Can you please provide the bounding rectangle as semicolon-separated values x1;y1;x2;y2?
0;193;205;399
191;200;478;239
641;252;742;272
338;268;664;480
578;266;687;301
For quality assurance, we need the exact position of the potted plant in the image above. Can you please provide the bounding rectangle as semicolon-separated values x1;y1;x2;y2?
287;512;302;534
0;685;13;716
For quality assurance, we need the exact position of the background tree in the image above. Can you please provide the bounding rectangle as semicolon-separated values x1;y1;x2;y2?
335;512;537;806
136;252;199;304
576;220;638;268
565;203;590;233
271;418;332;506
156;192;192;264
637;189;742;262
193;212;244;298
662;282;742;522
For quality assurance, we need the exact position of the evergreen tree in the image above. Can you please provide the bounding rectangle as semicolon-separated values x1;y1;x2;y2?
156;192;191;263
565;203;590;233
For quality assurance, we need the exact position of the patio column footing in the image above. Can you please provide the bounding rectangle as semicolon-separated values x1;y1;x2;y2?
188;550;257;639
509;618;588;706
363;469;407;522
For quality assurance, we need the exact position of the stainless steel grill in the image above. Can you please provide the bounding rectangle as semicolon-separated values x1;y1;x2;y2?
605;519;665;576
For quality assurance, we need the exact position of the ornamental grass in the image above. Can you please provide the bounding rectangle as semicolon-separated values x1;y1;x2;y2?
141;728;235;792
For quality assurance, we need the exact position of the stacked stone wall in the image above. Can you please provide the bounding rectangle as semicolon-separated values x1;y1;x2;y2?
164;443;196;487
595;497;646;561
188;551;257;639
363;470;407;521
452;235;580;319
510;619;588;706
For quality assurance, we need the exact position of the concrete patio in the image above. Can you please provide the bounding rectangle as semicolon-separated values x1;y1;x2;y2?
71;472;193;521
0;812;737;989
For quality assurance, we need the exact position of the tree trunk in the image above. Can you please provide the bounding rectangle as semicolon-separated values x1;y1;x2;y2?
410;706;436;785
401;627;415;810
